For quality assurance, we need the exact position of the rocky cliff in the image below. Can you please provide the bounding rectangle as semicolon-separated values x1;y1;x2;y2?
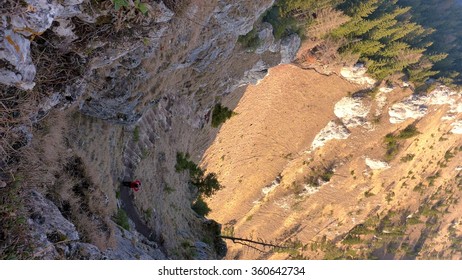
0;0;300;259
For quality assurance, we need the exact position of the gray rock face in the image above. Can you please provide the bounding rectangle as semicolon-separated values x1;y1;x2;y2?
2;0;302;260
0;0;64;90
256;22;280;54
0;27;36;90
239;60;269;87
1;0;299;123
26;189;165;259
26;189;109;259
280;34;301;64
105;227;166;260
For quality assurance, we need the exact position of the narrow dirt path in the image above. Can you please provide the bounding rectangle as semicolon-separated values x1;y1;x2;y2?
119;184;155;240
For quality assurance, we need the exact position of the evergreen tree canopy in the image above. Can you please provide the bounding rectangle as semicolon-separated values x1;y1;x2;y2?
332;0;447;82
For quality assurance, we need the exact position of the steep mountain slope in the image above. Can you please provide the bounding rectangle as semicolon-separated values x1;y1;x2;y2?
2;0;462;261
203;63;462;259
0;0;301;259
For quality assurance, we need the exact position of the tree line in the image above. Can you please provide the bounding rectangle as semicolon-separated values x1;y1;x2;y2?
267;0;462;86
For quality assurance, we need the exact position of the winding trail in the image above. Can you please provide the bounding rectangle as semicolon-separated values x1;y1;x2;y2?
117;107;170;255
119;184;155;240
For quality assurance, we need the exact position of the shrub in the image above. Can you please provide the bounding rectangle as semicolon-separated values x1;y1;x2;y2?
384;125;420;161
444;150;455;161
195;172;222;197
400;153;415;162
238;28;261;50
0;178;32;259
407;216;422;225
133;126;140;142
175;152;198;174
114;208;130;231
384;133;399;161
397;124;420;139
320;168;334;182
342;234;362;245
263;5;304;40
112;0;129;11
211;103;235;128
192;197;211;216
175;152;224;197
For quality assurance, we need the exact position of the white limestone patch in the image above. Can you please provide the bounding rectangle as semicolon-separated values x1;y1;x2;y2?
375;92;388;116
389;86;461;124
340;64;376;87
311;121;350;150
261;176;281;195
365;158;390;170
334;97;371;128
443;101;462;120
301;184;321;196
428;86;457;106
451;120;462;134
389;95;428;124
274;196;291;210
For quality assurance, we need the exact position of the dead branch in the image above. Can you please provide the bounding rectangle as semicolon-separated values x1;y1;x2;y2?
219;235;291;250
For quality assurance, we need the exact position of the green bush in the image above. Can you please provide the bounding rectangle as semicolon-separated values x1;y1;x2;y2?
444;150;455;161
112;0;129;11
195;172;222;197
111;0;148;14
211;103;235;128
0;178;32;259
175;152;199;174
114;208;130;231
320;169;334;182
192;197;211;216
397;124;420;139
175;152;224;197
400;153;415;162
238;28;261;50
133;126;140;142
263;6;304;40
384;133;399;161
384;125;420;161
342;234;362;245
407;216;422;225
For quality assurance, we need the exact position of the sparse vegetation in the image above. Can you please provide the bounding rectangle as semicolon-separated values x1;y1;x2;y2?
133;126;140;142
364;190;375;197
211;103;236;128
114;208;130;231
342;234;362;245
385;191;395;203
175;152;224;197
238;28;261;50
263;5;304;40
444;149;455;161
176;152;224;217
384;133;400;161
0;178;32;259
192;197;211;216
163;185;176;194
397;124;420;139
384;124;420;161
163;0;190;15
400;153;415;162
304;163;336;187
144;208;153;220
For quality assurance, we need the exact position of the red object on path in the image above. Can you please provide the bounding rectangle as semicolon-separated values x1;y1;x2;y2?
130;180;141;192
